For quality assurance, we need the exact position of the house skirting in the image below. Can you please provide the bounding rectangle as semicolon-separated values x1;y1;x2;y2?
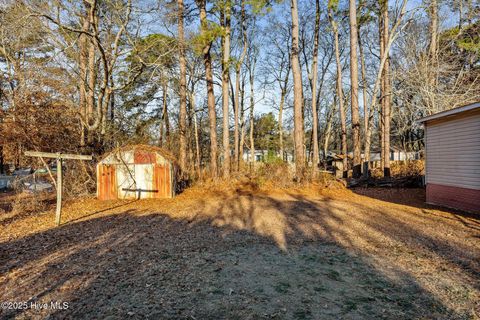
426;183;480;213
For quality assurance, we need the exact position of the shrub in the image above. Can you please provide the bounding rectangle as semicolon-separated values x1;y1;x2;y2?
11;193;52;216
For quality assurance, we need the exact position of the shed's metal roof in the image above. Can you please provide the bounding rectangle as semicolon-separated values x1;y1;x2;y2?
417;101;480;123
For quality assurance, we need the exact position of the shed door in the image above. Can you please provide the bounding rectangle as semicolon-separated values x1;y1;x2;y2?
153;163;171;198
134;164;155;199
98;165;117;200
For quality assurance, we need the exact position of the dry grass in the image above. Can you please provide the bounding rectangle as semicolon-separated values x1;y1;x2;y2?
194;161;344;194
11;193;51;215
390;160;425;177
370;160;425;178
0;184;479;319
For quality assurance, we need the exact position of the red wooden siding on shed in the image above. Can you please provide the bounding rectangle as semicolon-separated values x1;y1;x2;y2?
153;163;172;198
97;165;117;201
134;150;156;164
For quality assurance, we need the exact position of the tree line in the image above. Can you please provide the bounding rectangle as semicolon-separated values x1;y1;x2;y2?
0;0;478;180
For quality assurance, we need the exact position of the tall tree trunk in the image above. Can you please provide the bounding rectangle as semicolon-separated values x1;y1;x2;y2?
239;78;246;166
87;40;96;124
363;0;408;176
79;15;89;148
382;3;391;177
86;38;96;144
379;105;384;170
310;0;321;176
234;0;247;171
278;88;286;160
323;104;335;165
250;69;255;169
165;109;170;148
159;114;164;147
101;88;111;135
363;116;373;177
234;72;241;170
178;0;188;174
109;86;115;120
428;0;438;58
379;10;385;171
426;0;438;110
290;0;305;177
189;92;201;178
160;81;170;147
198;0;218;177
187;95;194;173
329;10;348;178
278;61;290;162
221;1;231;177
349;0;361;178
358;25;370;176
249;57;255;169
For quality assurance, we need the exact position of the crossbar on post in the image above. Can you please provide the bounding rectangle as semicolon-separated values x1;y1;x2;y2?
24;151;93;161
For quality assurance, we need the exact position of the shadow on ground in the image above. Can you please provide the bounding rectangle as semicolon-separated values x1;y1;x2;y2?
1;189;478;319
352;187;480;233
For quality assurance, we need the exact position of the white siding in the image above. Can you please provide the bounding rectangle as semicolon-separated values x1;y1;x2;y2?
116;164;136;199
134;164;154;198
426;112;480;190
103;150;134;165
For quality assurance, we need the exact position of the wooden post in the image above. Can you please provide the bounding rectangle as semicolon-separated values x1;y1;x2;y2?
55;158;62;226
24;151;92;227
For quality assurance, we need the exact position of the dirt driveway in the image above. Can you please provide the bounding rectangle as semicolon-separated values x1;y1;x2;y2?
1;187;479;319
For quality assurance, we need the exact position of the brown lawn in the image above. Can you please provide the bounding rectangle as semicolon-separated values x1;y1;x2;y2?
0;186;479;319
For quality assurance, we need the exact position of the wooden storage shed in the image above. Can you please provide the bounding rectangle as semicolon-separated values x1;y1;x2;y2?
97;145;177;200
418;102;480;213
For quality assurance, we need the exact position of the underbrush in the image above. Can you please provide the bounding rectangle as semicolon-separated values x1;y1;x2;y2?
192;159;345;194
365;160;424;187
63;161;96;198
10;192;54;216
370;160;424;178
390;160;424;177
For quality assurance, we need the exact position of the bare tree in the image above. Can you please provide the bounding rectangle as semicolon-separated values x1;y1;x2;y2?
290;0;305;177
221;0;232;177
178;0;188;174
309;0;321;176
233;0;247;170
381;0;391;177
328;5;348;178
428;0;438;59
260;12;291;161
196;0;218;177
27;0;144;146
247;45;258;168
349;0;361;178
363;0;408;172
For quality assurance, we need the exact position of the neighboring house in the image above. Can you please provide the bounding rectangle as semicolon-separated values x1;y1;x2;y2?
389;147;420;161
97;145;178;200
242;150;268;163
418;102;480;213
242;150;294;163
349;148;420;162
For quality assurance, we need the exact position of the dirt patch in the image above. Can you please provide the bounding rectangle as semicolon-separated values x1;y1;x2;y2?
0;187;479;319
